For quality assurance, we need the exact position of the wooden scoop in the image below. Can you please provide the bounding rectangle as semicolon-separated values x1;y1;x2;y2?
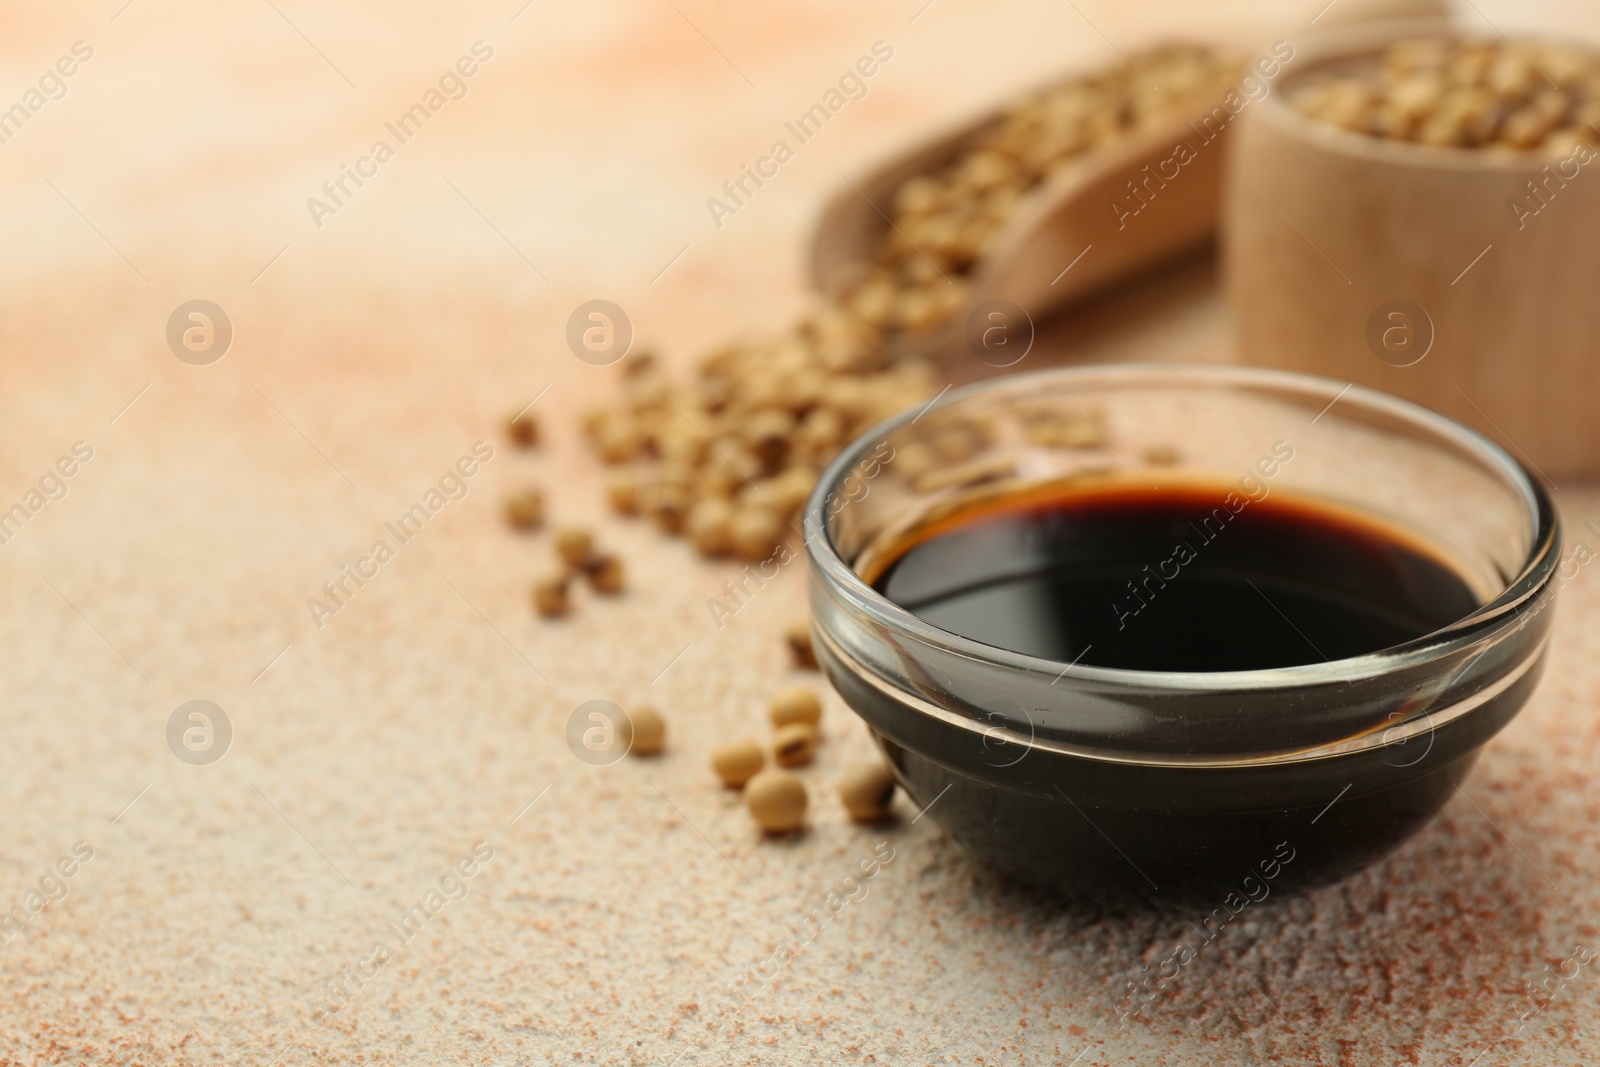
807;0;1449;358
807;79;1237;358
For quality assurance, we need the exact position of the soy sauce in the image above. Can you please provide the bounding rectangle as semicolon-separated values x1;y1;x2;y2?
870;479;1480;671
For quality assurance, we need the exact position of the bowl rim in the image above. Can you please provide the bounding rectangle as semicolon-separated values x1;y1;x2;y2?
802;362;1560;697
1256;15;1595;174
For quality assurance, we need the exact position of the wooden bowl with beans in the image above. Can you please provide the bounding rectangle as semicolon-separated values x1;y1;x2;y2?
1225;18;1600;478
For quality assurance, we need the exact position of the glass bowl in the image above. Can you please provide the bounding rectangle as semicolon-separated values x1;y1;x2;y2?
802;363;1559;907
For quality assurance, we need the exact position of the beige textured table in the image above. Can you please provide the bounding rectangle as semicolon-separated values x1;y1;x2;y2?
1;1;1597;1064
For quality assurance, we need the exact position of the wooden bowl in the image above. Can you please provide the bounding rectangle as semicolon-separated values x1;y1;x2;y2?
1224;17;1600;480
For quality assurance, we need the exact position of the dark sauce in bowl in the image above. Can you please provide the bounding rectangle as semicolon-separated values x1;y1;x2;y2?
870;480;1481;671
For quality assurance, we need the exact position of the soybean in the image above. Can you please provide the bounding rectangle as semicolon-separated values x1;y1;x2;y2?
687;498;736;557
730;506;783;561
785;619;818;670
505;488;545;531
773;723;818;768
838;762;897;823
769;685;822;728
507;410;540;448
606;470;640;515
556;528;596;570
745;769;808;832
626;705;666;756
711;739;765;788
532;573;570;618
586;554;626;595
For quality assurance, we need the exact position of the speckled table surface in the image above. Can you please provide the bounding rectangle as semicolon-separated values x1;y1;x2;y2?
1;1;1598;1064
